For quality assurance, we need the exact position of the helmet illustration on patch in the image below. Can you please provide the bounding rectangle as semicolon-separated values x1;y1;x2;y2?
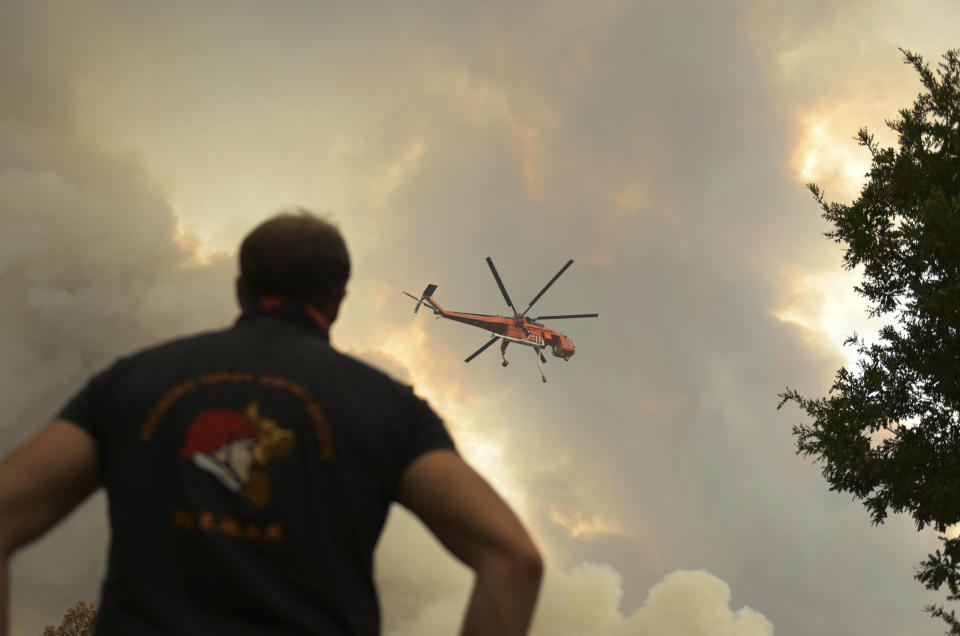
181;400;295;507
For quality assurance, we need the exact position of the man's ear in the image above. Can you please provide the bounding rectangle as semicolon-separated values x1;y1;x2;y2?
236;277;254;312
326;287;347;325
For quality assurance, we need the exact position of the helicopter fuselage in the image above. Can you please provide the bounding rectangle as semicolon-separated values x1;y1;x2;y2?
424;302;576;360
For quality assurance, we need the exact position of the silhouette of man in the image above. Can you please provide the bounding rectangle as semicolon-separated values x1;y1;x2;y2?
0;211;542;635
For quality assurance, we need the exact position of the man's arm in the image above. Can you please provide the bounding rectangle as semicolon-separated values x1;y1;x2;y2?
0;420;101;636
397;450;543;636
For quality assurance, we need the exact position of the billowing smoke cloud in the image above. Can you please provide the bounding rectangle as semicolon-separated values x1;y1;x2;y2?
377;510;772;636
532;566;772;636
348;349;414;385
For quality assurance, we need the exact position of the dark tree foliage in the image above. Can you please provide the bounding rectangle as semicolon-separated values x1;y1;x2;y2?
779;49;960;633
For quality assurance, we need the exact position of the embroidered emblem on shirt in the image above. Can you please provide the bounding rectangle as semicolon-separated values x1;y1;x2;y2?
180;400;294;507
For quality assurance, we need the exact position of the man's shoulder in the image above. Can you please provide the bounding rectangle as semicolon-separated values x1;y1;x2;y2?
125;325;241;361
327;349;413;396
85;325;247;384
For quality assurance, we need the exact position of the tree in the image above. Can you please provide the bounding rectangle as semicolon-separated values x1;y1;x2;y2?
41;600;97;636
779;48;960;633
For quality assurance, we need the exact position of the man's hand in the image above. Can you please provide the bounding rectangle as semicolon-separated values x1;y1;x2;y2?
0;420;100;636
397;450;543;636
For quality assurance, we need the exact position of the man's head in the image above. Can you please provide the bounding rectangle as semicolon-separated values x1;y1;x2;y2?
237;210;350;321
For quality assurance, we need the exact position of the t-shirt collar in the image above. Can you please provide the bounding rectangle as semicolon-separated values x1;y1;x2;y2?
236;296;330;341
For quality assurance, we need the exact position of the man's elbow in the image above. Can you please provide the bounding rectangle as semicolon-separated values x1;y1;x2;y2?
0;532;11;562
478;539;544;586
518;542;544;584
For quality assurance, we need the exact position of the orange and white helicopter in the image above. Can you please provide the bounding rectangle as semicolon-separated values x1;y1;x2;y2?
404;257;598;382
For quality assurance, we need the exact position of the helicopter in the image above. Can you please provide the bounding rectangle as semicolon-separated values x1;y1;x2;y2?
404;257;598;382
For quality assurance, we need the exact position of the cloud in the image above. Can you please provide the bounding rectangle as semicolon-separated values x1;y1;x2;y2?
788;106;875;202
347;348;415;385
376;514;775;636
772;266;881;368
533;566;773;636
368;138;429;210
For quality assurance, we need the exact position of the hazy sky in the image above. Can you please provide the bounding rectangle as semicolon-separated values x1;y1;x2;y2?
3;1;959;634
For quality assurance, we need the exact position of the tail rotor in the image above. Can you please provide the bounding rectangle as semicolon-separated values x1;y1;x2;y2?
403;284;438;313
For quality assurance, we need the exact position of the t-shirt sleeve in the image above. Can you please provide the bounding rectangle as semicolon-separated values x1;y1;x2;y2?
57;366;112;442
387;384;457;498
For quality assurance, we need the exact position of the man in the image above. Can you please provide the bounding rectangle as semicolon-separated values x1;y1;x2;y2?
0;212;543;635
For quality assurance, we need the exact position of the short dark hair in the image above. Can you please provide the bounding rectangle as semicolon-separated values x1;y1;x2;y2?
239;210;350;308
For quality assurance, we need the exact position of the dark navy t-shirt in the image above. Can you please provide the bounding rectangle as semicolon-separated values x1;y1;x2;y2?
59;305;456;635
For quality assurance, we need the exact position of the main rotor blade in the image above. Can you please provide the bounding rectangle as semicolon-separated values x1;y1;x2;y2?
486;257;517;315
531;313;599;320
521;259;574;316
464;335;499;363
